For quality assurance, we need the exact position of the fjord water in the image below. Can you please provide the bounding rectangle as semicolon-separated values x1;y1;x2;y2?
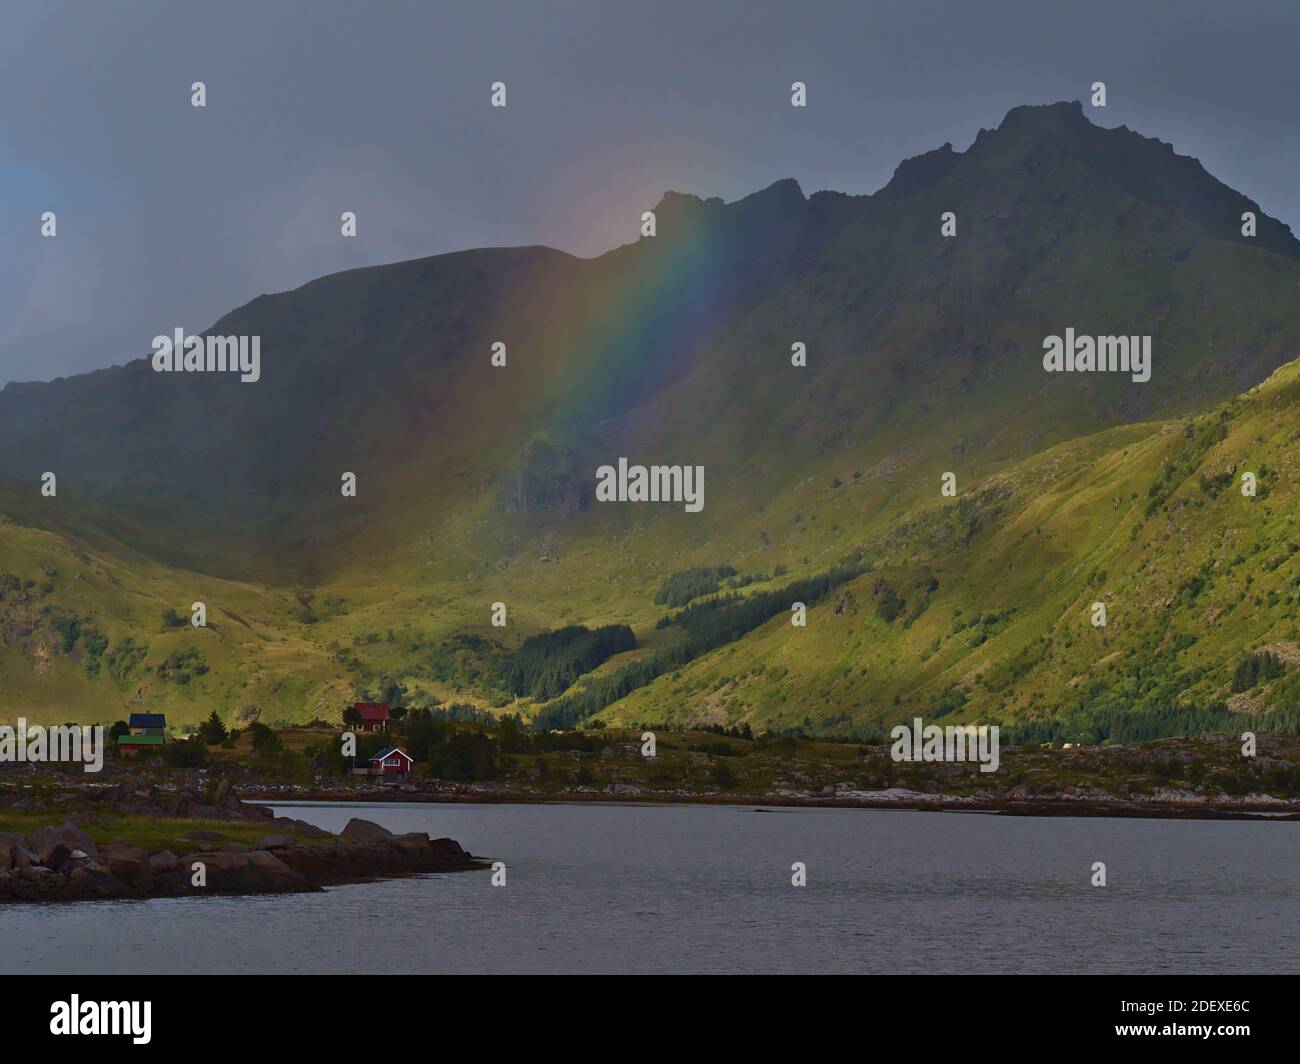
2;803;1296;974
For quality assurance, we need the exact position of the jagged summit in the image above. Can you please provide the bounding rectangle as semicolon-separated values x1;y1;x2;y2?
737;177;806;205
642;102;1296;258
967;99;1099;150
997;98;1089;127
963;100;1300;258
877;143;960;200
651;178;805;228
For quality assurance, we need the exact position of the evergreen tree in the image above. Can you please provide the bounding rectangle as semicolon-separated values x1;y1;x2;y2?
200;709;227;744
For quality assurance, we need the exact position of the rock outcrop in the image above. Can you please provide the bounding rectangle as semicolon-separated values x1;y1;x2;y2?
0;813;482;904
340;817;394;841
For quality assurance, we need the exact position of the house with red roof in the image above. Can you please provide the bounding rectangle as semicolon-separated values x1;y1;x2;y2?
352;702;390;733
369;746;414;780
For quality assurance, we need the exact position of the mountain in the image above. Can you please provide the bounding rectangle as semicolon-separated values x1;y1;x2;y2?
2;101;1298;738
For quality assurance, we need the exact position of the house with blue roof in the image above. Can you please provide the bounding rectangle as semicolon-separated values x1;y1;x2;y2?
118;712;167;754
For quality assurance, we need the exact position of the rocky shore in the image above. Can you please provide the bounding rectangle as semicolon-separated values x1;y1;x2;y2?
0;817;483;904
0;779;484;904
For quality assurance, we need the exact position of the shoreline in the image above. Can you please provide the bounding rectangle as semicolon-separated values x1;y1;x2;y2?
0;830;485;905
244;785;1300;822
0;780;486;904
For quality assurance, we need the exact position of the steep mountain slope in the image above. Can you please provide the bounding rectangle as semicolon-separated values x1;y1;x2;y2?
1;101;1298;733
598;356;1300;740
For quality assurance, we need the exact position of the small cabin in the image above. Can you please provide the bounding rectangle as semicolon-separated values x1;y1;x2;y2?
369;746;414;780
118;713;166;754
353;702;390;733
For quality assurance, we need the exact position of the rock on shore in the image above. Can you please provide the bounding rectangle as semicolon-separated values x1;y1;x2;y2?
0;813;483;904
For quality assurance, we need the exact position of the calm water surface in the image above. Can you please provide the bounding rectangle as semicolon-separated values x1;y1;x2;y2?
2;802;1296;974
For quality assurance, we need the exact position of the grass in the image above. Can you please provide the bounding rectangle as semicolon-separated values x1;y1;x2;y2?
0;810;324;854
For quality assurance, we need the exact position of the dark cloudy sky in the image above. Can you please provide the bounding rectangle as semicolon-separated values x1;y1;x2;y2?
2;0;1297;386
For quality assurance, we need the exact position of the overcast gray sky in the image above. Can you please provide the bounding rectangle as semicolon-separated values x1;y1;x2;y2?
2;0;1297;386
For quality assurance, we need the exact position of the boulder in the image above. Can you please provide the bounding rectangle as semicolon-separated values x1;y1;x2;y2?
272;816;330;837
0;832;23;871
245;850;309;887
340;818;394;842
37;842;72;870
27;821;98;857
256;834;295;850
149;850;179;874
213;778;232;806
58;821;98;854
106;845;152;888
429;837;469;860
183;850;308;892
69;865;131;898
394;837;431;858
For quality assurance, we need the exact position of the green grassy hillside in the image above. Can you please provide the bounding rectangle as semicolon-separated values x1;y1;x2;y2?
595;357;1300;739
6;352;1299;739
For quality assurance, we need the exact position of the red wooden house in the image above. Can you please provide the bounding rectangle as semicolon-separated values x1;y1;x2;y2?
369;746;414;780
353;701;390;733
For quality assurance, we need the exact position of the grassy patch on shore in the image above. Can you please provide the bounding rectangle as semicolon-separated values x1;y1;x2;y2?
0;810;326;854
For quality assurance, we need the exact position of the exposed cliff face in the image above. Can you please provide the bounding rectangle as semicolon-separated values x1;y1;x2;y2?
498;437;589;514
